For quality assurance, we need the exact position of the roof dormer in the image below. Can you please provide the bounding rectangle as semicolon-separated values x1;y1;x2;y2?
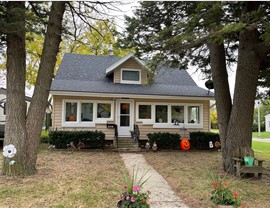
105;53;149;85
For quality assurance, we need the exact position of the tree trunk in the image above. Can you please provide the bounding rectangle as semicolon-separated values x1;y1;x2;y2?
3;2;28;175
25;2;66;172
207;2;270;174
224;28;261;172
2;1;66;175
208;43;232;171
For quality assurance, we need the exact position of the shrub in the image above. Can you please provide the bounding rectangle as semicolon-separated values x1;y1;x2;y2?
189;131;220;150
49;130;105;149
147;132;180;149
252;122;265;132
40;130;49;143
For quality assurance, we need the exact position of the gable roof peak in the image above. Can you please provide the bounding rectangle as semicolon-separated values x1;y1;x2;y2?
105;52;148;75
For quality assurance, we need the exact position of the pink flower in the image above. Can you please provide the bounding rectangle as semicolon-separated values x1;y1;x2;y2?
224;183;229;187
133;186;140;191
131;196;136;202
119;194;124;200
233;193;239;198
123;184;128;189
126;195;130;200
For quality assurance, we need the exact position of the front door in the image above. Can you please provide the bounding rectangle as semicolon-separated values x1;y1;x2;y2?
116;100;134;137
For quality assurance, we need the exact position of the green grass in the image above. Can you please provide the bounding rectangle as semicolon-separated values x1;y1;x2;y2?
252;141;270;154
252;132;270;138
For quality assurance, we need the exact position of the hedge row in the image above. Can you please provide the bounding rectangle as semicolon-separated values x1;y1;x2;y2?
49;130;105;149
147;132;180;149
190;131;220;150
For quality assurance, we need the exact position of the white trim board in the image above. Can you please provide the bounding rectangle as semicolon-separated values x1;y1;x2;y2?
51;91;215;100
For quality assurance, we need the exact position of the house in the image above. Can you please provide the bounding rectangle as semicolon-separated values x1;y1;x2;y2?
265;114;270;132
0;88;32;138
50;52;214;147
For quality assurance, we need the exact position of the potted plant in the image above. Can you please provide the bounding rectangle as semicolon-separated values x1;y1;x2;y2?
117;168;151;208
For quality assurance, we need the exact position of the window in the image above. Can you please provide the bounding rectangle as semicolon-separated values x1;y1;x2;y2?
65;102;77;122
81;103;93;121
121;69;141;84
62;100;113;127
139;105;151;119
188;106;200;124
155;105;168;123
171;106;184;123
136;103;203;128
97;103;111;118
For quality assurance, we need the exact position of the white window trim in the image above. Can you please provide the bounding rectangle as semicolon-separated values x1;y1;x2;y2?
96;101;114;123
62;99;114;127
120;68;141;84
135;102;203;129
136;102;154;124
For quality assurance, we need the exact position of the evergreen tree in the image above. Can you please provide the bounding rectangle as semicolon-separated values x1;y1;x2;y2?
120;2;270;172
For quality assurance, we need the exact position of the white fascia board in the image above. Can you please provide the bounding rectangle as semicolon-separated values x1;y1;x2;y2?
105;52;149;75
50;91;215;101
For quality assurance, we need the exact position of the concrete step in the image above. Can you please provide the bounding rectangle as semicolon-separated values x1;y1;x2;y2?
117;137;139;149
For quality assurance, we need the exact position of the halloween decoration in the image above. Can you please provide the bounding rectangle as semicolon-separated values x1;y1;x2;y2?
122;104;128;110
214;141;221;149
180;138;190;151
209;141;214;149
145;141;150;151
152;141;157;152
69;115;75;121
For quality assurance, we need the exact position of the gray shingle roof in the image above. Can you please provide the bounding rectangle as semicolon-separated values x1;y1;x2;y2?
51;53;214;98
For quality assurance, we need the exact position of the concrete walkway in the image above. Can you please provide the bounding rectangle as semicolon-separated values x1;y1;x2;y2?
253;138;270;143
120;153;188;208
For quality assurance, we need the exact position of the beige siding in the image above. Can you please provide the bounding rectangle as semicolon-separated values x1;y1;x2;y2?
113;58;148;84
52;95;211;140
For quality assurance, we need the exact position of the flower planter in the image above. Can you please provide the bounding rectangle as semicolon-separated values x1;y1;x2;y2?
116;200;122;207
244;156;254;166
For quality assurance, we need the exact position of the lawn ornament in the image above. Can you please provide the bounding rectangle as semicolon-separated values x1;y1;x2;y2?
152;141;157;152
209;141;214;149
180;138;190;151
214;141;221;149
145;141;150;151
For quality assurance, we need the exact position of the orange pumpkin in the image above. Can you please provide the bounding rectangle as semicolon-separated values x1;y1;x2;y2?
122;104;128;110
69;115;76;121
180;138;190;151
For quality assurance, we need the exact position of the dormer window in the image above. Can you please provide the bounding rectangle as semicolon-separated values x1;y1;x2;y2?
121;69;141;84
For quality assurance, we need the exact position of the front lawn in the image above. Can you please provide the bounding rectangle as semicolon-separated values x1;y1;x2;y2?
0;149;126;208
0;146;269;207
143;150;270;208
252;132;270;139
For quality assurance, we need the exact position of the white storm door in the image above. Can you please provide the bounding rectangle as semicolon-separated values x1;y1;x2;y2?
117;100;134;137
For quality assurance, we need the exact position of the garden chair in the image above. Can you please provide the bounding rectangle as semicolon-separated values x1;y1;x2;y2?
232;146;265;178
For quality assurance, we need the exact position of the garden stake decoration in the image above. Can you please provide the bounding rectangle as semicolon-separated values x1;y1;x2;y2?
3;144;17;174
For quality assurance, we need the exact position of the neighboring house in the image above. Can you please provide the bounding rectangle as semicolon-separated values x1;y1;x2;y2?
0;88;32;138
265;114;270;132
50;52;214;146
